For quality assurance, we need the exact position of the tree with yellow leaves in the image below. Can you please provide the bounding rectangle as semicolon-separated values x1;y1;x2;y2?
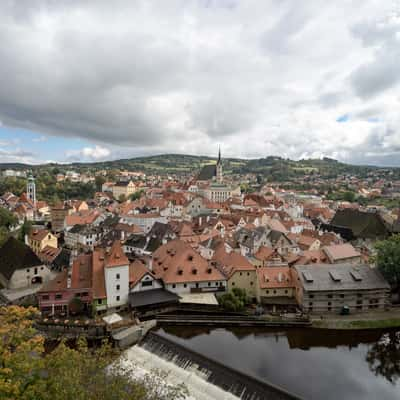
0;306;187;400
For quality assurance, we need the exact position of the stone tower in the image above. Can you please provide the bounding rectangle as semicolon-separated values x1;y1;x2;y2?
27;173;36;206
216;146;223;183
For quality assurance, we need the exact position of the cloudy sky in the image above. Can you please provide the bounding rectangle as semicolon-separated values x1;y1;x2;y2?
0;0;400;166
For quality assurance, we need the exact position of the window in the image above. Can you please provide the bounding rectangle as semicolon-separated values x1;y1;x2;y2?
195;283;199;288
142;280;153;287
172;284;176;288
357;300;362;305
116;284;120;290
273;290;276;294
34;268;38;275
240;272;242;276
97;299;102;305
42;295;49;300
328;307;332;311
266;290;269;294
285;290;288;294
328;302;331;306
247;272;250;276
340;294;344;298
27;269;30;273
310;294;314;299
184;283;187;288
309;302;313;306
208;282;211;286
55;294;62;300
116;273;120;280
357;293;362;298
327;294;333;299
250;281;253;286
116;296;120;301
232;282;235;286
41;267;44;270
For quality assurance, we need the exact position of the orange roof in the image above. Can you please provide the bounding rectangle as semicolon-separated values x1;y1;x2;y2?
129;259;155;287
105;241;129;268
71;254;92;289
213;248;255;278
92;249;106;299
29;229;51;242
153;239;225;284
257;267;294;289
254;246;275;261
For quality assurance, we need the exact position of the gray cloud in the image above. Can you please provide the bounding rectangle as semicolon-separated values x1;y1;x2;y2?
0;1;399;165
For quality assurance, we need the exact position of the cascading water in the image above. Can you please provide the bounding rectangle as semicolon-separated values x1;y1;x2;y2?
120;331;302;400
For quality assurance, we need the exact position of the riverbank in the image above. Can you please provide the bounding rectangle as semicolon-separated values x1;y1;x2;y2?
311;308;400;330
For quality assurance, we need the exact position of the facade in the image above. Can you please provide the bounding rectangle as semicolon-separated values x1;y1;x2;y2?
28;229;58;254
104;242;130;310
0;237;52;289
152;239;227;295
112;181;136;199
38;254;92;316
51;204;72;232
120;213;167;233
255;267;296;308
293;264;390;313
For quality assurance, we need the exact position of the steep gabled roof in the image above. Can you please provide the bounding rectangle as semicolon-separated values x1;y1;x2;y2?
0;237;42;281
105;241;129;268
197;164;216;181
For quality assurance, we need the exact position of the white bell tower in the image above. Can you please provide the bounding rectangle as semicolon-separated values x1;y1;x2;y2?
27;173;36;206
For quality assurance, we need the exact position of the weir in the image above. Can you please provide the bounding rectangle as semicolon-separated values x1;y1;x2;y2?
135;330;303;400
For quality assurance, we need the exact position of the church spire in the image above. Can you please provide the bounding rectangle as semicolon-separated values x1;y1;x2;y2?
217;145;221;164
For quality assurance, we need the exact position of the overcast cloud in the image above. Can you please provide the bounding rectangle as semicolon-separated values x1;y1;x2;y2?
0;0;400;165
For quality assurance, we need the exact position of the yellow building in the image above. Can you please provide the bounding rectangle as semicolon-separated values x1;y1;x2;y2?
28;229;58;255
112;181;136;200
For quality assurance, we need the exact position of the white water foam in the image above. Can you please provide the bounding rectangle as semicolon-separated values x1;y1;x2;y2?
121;344;241;400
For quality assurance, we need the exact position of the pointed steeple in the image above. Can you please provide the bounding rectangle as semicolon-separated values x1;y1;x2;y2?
217;145;221;164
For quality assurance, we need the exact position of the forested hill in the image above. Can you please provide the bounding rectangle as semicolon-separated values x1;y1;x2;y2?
0;154;399;180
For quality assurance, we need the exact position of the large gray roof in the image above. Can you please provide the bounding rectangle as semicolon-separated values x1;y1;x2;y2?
294;264;390;292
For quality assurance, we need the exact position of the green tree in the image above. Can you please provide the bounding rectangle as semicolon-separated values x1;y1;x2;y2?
129;190;144;201
0;208;18;229
119;194;127;203
375;235;400;302
18;219;32;242
95;175;106;191
219;288;251;312
0;306;187;400
343;191;356;202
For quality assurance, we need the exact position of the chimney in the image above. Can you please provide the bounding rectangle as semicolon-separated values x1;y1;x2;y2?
121;230;125;241
199;216;202;226
148;258;153;271
24;234;29;245
278;272;282;282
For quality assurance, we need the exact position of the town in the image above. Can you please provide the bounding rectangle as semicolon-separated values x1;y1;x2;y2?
1;150;399;335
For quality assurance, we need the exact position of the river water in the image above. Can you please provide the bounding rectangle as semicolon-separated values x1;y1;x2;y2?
144;326;400;400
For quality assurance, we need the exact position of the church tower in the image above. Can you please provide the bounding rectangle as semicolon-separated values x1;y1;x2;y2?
27;173;36;206
216;146;223;183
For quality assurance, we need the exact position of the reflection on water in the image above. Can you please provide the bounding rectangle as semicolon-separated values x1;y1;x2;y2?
366;331;400;384
155;326;400;400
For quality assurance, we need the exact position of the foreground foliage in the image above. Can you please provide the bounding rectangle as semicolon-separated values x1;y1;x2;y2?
0;306;187;400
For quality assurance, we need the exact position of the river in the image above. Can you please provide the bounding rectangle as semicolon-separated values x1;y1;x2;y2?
132;326;400;400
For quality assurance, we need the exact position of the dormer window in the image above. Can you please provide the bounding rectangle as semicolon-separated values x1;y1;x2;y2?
192;268;197;275
188;255;193;261
207;268;212;274
178;269;183;275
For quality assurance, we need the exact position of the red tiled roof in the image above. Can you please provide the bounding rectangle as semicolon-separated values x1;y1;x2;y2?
105;241;129;268
257;267;294;289
152;239;225;284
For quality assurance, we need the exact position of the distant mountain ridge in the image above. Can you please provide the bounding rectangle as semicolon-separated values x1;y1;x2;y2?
0;154;398;179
